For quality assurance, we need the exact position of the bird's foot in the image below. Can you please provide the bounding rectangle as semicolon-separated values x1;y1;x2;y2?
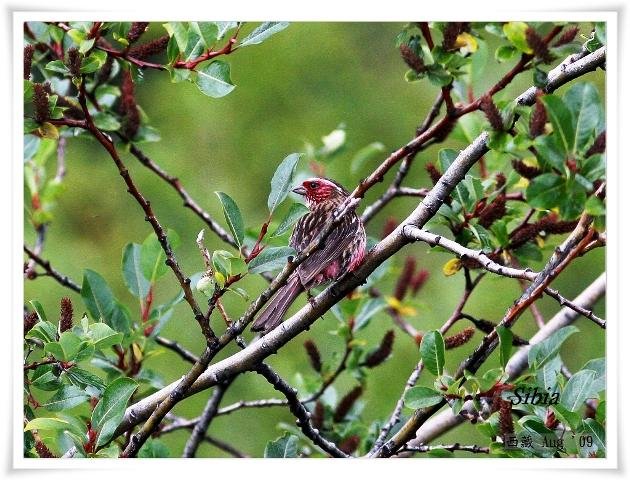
306;289;317;307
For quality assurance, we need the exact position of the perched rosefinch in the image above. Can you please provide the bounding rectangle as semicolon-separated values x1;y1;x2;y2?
251;177;366;334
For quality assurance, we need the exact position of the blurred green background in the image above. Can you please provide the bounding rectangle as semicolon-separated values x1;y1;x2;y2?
24;22;605;457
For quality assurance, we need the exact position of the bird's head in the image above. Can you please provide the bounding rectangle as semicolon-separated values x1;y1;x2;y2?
292;177;349;207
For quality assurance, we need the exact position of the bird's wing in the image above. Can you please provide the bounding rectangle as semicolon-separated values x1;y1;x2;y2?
291;209;358;287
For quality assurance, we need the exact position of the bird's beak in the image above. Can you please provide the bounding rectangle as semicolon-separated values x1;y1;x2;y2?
292;185;307;196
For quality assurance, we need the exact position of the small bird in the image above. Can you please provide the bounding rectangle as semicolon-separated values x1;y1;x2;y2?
251;177;366;334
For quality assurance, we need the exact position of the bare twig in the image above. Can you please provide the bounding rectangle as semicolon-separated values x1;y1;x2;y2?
23;246;81;293
154;336;199;364
182;379;234;457
254;363;349;458
400;443;489;454
23;358;57;371
397;273;605;455
90;45;605;450
375;205;602;457
75;78;216;344
369;271;484;453
129;145;238;250
404;227;606;327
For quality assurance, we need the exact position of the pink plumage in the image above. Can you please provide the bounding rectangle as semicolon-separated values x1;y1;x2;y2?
251;177;366;334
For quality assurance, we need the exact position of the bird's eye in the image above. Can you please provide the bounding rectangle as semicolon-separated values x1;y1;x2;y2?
309;181;318;189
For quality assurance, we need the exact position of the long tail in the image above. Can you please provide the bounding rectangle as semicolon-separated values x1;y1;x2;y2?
251;275;303;334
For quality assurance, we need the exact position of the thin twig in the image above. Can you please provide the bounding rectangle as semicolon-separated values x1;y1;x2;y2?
404;227;605;327
375;202;603;457
129;145;238;250
23;246;81;292
369;272;484;453
182;379;234;457
399;443;489;454
154;336;199;364
254;363;349;458
75;78;216;343
104;45;606;448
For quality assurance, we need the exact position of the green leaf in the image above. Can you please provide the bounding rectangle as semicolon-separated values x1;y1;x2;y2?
533;134;565;171
41;385;90;412
80;52;107;74
91;377;138;447
239;22;289;47
66;28;87;44
213;21;238;40
29;300;48;323
536;354;562;392
495;44;517;62
496;325;513;369
581;153;605;182
503;22;533;54
212;249;234;278
579;418;606;456
182;28;206;63
350;142;386;174
528;325;579;369
581;358;605;393
268;153;302;214
426;64;453;87
163;22;188;53
560;369;598;411
559;178;587;220
91;112;121;131
88;322;124;350
30;365;61;391
122;243;150;298
194;61;235;98
65;367;106;392
354;297;386;331
79;38;95;54
140;230;180;283
138;438;170;458
552;403;581;431
264;432;298;458
45;60;70;74
248;246;296;274
81;269;113;322
420;330;445;376
526;173;564;210
190;22;219;47
59;331;82;360
24;417;71;432
215;192;244;248
403;386;444;409
271;203;309;237
541;95;575;155
564;83;602;154
585;195;605;216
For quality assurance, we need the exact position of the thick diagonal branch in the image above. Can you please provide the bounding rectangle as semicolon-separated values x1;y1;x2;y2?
399;273;605;454
113;44;606;443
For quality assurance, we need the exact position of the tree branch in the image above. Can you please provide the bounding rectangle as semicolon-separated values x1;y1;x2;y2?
128;145;239;251
75;77;217;344
398;273;605;454
154;336;200;364
115;131;492;435
375;203;602;457
182;379;234;457
107;44;605;448
403;226;605;327
254;363;349;457
23;246;81;293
